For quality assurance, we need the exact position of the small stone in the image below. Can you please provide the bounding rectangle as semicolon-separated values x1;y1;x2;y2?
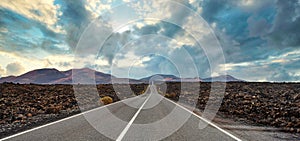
27;113;32;117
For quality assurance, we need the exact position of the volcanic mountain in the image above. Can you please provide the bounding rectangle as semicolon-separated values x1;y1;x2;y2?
202;75;244;82
0;68;243;84
0;68;117;84
0;68;65;84
139;74;180;82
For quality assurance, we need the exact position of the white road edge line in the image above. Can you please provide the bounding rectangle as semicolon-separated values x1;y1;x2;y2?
163;96;243;141
0;95;141;141
116;93;152;141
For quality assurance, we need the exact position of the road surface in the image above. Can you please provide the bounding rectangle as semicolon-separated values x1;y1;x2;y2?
1;85;242;141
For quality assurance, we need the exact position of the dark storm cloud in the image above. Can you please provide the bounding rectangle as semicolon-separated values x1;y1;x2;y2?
247;16;272;37
58;0;91;50
267;0;300;47
98;31;133;65
201;0;228;23
134;24;160;35
59;0;90;26
200;0;300;48
200;0;259;63
199;0;298;64
194;0;300;81
133;21;184;38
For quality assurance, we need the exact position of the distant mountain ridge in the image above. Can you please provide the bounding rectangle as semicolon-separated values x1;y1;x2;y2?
0;68;118;84
202;75;244;82
0;68;243;84
139;74;180;82
0;68;65;84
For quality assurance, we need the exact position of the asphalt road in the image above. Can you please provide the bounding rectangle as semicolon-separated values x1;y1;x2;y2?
1;85;242;141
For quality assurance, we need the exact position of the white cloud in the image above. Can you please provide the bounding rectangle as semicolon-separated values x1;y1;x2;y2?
135;22;145;29
84;0;112;19
0;50;45;71
235;0;275;12
113;51;140;68
0;27;8;33
219;49;300;82
274;49;300;58
0;49;112;76
0;50;72;76
0;0;64;34
239;0;255;6
211;22;217;29
0;66;5;77
271;59;287;63
128;0;173;20
182;14;212;41
73;55;110;69
171;34;195;47
6;62;25;76
188;0;197;4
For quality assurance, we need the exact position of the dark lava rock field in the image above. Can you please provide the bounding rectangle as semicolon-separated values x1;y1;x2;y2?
158;82;300;133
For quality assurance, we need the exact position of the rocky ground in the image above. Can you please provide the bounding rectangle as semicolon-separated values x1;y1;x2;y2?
0;82;299;139
158;82;300;134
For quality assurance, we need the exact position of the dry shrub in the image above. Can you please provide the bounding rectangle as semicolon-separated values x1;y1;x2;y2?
100;96;113;105
165;93;177;98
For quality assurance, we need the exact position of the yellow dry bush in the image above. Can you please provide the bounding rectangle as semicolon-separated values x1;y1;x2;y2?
165;93;177;98
100;96;113;105
139;89;146;95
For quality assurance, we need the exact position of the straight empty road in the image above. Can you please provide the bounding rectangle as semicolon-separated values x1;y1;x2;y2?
1;85;242;141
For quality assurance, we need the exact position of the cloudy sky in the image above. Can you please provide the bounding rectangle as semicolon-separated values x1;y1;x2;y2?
0;0;299;82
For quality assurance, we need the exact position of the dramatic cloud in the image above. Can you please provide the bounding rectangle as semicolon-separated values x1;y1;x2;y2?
84;0;112;18
0;0;63;33
267;68;300;82
6;62;25;76
222;49;300;81
267;0;300;47
0;0;299;81
59;0;91;50
0;8;67;58
247;16;271;38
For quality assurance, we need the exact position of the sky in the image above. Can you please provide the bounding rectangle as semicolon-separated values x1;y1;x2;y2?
0;0;299;82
